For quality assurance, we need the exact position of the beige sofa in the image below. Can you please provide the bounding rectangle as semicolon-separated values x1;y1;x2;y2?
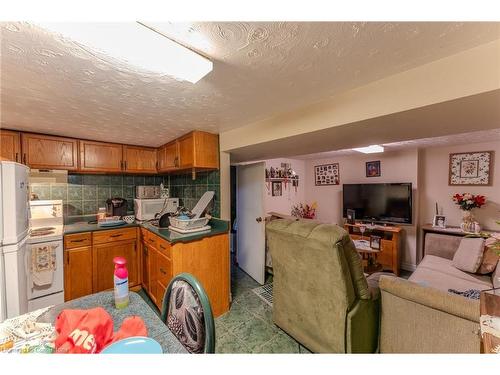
379;233;500;353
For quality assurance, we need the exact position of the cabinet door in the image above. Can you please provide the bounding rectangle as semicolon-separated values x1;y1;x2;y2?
154;250;172;310
79;140;123;173
93;239;138;292
142;241;157;303
193;131;219;169
123;145;157;174
178;133;194;168
22;133;79;170
158;141;179;172
64;246;93;301
0;130;21;162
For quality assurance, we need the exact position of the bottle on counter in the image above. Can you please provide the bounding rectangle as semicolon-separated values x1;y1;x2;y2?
113;257;129;309
97;207;107;221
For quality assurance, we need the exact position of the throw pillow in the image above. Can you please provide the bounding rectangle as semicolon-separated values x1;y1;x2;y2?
452;237;485;273
476;246;500;274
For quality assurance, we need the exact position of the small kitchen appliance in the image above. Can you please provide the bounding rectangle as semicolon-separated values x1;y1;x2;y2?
134;198;179;221
135;186;160;199
106;198;128;218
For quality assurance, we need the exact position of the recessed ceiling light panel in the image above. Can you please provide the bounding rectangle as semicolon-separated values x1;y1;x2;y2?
352;145;385;154
36;22;213;83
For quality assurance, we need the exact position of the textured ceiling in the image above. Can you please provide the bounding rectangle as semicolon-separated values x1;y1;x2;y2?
296;128;500;160
1;21;499;147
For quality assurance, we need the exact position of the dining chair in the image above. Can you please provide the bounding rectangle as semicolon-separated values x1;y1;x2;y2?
160;273;215;353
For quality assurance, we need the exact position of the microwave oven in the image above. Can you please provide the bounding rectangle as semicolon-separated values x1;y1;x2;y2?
134;198;179;221
136;185;160;199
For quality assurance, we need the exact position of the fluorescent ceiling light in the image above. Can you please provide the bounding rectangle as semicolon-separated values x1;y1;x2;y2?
352;145;385;154
36;22;213;83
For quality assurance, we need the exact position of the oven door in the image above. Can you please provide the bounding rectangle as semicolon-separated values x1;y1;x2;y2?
26;240;64;300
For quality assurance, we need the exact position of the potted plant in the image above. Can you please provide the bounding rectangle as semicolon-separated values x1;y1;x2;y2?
452;193;486;233
291;202;317;219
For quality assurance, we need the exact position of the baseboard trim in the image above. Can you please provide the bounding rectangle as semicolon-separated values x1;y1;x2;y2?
401;262;417;272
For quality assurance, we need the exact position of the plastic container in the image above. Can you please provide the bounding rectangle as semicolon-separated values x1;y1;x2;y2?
113;257;129;309
97;207;107;221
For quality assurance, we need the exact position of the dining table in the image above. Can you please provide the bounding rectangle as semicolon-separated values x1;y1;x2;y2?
34;291;188;354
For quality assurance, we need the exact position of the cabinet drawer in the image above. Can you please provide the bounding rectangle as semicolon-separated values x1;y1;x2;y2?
64;232;92;249
156;252;172;287
142;230;158;248
157;237;171;259
93;228;137;244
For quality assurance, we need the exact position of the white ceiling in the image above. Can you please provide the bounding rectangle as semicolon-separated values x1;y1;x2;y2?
295;128;500;160
1;22;499;147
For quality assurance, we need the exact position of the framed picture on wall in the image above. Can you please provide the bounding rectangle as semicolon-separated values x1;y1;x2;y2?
272;181;282;196
449;151;493;185
366;160;381;177
314;163;340;186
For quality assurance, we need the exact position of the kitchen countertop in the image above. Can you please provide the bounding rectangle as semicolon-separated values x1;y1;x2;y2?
64;217;230;244
36;291;187;353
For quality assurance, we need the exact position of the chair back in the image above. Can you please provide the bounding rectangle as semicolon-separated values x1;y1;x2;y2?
160;273;215;353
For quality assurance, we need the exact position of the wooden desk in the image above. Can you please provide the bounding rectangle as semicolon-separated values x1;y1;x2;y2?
344;223;402;276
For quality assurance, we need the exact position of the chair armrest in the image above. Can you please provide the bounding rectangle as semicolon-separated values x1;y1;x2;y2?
379;275;479;322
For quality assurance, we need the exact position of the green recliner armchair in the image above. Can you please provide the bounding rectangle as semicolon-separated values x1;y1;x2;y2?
266;219;380;353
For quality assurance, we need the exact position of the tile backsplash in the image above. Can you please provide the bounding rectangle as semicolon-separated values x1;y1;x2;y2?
30;170;220;219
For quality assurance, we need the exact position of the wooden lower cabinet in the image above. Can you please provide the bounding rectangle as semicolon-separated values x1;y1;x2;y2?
141;230;230;317
64;246;93;301
64;228;140;301
93;239;138;292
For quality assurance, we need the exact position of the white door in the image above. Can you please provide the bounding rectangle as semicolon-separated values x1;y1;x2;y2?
237;162;266;285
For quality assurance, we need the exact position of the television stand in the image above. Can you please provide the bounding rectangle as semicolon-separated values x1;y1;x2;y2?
343;222;402;276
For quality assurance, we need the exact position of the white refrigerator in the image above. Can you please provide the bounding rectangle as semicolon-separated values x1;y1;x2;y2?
0;161;30;321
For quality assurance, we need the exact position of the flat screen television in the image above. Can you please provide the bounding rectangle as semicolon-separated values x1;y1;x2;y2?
342;183;413;224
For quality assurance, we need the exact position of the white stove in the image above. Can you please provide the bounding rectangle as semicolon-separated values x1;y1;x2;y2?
27;200;64;311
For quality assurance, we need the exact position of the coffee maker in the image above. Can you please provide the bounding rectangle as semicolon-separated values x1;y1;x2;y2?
105;198;128;217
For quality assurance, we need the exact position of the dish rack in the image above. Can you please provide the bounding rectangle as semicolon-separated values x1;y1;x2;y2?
169;216;210;231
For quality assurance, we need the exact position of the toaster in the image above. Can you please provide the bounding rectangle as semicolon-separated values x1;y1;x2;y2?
136;185;160;199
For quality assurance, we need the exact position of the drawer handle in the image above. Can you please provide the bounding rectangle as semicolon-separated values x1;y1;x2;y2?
70;239;85;243
148;238;155;243
110;234;123;238
160;245;167;250
159;268;167;275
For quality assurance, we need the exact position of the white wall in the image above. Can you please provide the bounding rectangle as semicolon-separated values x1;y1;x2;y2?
264;158;306;216
304;150;419;269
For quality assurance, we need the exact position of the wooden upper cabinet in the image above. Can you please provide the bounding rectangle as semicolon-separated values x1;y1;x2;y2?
0;129;21;162
123;145;157;174
22;133;79;170
158;141;179;172
79;140;123;173
178;131;219;170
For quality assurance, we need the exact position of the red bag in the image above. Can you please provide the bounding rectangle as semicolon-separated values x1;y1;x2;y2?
55;307;147;353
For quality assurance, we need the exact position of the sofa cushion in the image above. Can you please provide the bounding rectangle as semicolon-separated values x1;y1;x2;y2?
452;238;485;273
493;262;500;289
477;246;499;274
410;255;493;293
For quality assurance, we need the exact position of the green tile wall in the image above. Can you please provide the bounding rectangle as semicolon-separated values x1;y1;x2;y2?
30;170;221;219
170;170;220;218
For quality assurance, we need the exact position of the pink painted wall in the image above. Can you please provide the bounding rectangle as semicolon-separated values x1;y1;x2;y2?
303;140;499;269
419;141;500;231
264;158;306;216
304;150;419;268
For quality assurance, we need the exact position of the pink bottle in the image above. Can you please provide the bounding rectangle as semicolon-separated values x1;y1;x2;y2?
113;257;129;309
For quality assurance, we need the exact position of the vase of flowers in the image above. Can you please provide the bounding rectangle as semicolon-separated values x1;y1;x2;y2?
452;193;486;233
291;202;317;219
